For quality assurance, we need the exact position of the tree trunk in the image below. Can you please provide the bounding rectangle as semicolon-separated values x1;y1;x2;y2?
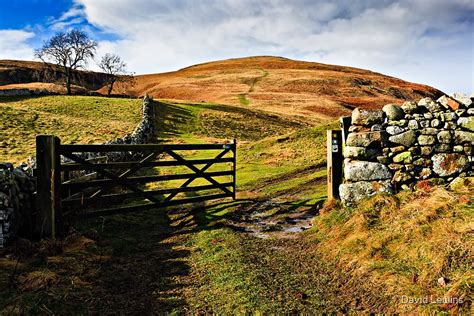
66;69;72;95
107;80;115;96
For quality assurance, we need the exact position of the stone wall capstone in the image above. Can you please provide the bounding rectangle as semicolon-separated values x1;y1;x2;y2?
340;93;473;205
0;95;157;246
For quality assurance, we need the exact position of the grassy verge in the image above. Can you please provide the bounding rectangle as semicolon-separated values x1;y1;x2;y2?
309;183;473;313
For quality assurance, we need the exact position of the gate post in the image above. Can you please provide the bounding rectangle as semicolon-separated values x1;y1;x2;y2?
36;135;61;239
327;130;343;199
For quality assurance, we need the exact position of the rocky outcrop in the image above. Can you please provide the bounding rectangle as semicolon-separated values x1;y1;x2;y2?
340;93;473;205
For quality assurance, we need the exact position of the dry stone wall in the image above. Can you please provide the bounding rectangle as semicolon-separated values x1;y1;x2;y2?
0;95;157;246
340;93;473;205
0;88;52;97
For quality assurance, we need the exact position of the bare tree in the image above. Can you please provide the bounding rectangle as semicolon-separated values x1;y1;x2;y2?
35;29;97;95
98;53;135;96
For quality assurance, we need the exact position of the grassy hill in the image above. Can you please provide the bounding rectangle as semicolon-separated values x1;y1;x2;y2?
0;95;471;313
1;57;443;120
114;56;443;119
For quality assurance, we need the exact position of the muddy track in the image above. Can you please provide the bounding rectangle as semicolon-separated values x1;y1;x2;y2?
267;174;326;199
251;162;326;192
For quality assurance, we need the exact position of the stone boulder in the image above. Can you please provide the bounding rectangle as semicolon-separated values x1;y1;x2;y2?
392;171;412;183
388;130;416;147
418;97;441;112
437;95;460;110
339;180;394;205
401;101;417;113
457;116;474;132
383;104;404;120
437;131;452;144
343;147;380;160
351;108;384;126
432;153;469;177
346;131;383;147
344;160;392;181
449;176;474;191
386;126;407;136
451;92;472;107
418;135;436;145
454;131;474;144
393;151;412;163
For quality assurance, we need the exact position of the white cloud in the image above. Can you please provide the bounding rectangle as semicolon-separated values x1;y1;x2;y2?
48;3;87;31
0;1;472;94
0;30;35;60
70;0;473;94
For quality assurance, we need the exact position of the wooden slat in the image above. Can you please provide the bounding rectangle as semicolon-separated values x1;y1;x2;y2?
62;182;234;206
60;157;234;171
62;152;163;204
164;148;232;201
61;170;234;190
73;193;231;219
165;149;234;197
60;143;235;153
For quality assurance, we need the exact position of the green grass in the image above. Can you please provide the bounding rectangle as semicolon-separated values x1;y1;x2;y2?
238;94;250;106
0;95;142;164
186;228;342;313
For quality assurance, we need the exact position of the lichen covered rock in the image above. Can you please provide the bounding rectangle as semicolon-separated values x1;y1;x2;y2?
346;131;383;147
352;108;384;126
389;130;416;147
431;153;469;177
339;180;394;205
343;147;380;159
383;104;404;120
344;160;392;181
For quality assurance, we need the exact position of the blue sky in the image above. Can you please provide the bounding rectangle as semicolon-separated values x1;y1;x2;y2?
0;0;472;94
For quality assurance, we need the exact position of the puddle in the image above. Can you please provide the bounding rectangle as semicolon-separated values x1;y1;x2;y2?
230;199;319;238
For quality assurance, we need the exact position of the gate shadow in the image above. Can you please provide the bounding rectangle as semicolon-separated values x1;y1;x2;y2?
79;206;191;313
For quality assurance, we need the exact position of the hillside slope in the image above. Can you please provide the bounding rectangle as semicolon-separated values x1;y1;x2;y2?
118;56;443;119
0;57;442;120
0;60;108;92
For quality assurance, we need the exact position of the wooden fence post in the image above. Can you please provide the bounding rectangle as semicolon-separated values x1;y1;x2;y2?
36;135;61;239
327;130;343;199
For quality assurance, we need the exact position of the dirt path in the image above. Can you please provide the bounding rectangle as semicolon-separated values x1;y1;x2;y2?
239;69;269;106
154;199;391;313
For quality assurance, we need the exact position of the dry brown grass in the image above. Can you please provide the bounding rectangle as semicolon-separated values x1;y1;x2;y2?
311;184;473;313
18;270;60;291
106;56;442;120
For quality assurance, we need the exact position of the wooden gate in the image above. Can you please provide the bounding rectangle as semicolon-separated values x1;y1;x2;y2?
35;135;236;238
